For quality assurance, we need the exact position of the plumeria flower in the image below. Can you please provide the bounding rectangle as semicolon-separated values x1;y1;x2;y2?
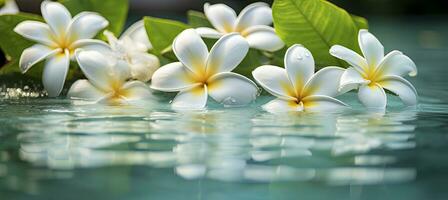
0;0;19;15
330;29;418;108
151;29;259;110
103;20;159;82
67;50;153;105
14;1;110;97
196;2;284;52
252;45;347;113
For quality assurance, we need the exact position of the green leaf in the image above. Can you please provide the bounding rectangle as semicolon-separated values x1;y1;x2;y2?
187;10;212;28
0;0;5;7
351;14;369;30
59;0;128;35
272;0;367;68
144;16;189;55
234;49;267;79
0;13;42;59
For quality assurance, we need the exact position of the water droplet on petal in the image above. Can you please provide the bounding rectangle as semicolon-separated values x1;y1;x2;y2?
305;52;310;57
297;55;303;60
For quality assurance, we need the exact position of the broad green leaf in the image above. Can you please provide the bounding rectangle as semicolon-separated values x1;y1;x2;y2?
144;16;189;55
187;10;212;28
234;49;267;79
0;13;42;59
59;0;128;35
273;0;366;68
0;0;5;7
351;14;369;30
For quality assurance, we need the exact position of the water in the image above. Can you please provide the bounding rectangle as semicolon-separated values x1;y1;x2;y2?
1;18;448;200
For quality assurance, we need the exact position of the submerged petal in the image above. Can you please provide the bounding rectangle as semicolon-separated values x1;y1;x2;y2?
173;29;208;75
66;12;109;42
358;29;384;68
41;1;71;38
172;85;208;110
358;83;387;108
67;79;106;100
302;95;348;112
284;45;315;95
302;67;345;97
151;62;199;92
208;72;258;106
243;26;284;52
339;67;370;94
234;2;272;32
378;75;418;106
42;50;70;97
329;45;368;73
204;3;237;33
195;27;223;39
252;65;296;100
262;98;304;113
19;44;60;73
375;50;417;78
206;33;249;74
14;21;56;46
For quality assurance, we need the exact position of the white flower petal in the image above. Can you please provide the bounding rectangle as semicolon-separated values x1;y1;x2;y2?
252;65;296;100
243;26;284;52
284;45;314;95
339;67;369;94
75;50;113;91
358;83;387;108
121;81;153;100
302;95;348;112
19;44;60;73
66;12;109;41
329;45;368;73
67;79;106;100
376;50;417;77
14;21;56;46
208;72;258;106
42;50;70;97
195;27;223;39
173;29;208;75
172;85;208;110
204;3;237;33
358;29;384;68
70;39;112;55
262;98;304;113
0;0;19;15
41;1;71;38
206;33;248;74
234;2;272;32
151;62;200;92
378;75;417;106
129;52;160;82
120;20;152;51
302;67;345;97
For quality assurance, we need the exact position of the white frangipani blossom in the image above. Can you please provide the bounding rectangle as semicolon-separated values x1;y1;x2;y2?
14;1;109;97
0;0;19;15
103;20;159;82
196;2;284;52
253;45;347;113
330;29;418;108
151;29;259;109
67;50;153;105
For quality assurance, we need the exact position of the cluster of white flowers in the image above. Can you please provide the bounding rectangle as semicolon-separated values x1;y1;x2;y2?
13;1;418;111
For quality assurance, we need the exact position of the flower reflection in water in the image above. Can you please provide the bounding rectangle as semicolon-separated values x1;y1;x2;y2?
13;101;417;186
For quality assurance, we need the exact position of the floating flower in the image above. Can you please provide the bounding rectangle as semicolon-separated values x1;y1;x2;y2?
252;45;347;112
67;50;153;104
103;20;159;82
330;29;418;108
196;2;284;52
0;0;19;15
14;1;109;97
151;29;258;109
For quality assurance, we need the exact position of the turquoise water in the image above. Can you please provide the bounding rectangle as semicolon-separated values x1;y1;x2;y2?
1;18;448;200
